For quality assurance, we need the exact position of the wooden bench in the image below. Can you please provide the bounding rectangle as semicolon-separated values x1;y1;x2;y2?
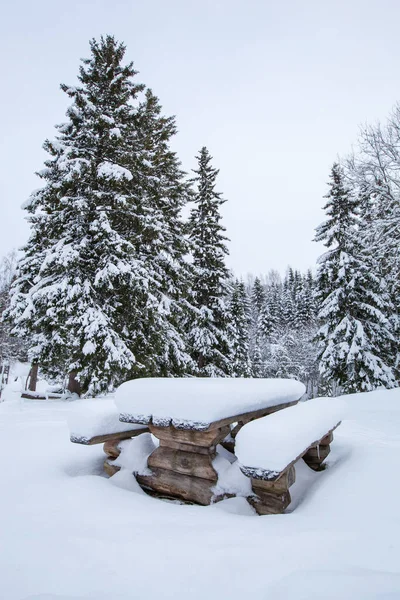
235;397;343;515
68;404;148;475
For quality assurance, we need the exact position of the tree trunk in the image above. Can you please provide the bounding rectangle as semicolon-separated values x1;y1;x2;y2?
28;362;39;391
197;354;205;372
67;370;81;396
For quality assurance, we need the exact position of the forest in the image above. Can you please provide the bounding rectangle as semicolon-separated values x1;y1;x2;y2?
1;34;400;398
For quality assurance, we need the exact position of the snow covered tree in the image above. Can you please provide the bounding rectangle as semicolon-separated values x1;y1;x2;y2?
187;147;232;376
315;163;396;393
6;36;192;394
249;277;266;376
229;280;252;377
0;252;28;365
125;88;194;377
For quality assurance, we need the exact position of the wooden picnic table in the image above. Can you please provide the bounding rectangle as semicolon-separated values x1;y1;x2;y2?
115;378;305;505
122;398;301;505
70;379;342;514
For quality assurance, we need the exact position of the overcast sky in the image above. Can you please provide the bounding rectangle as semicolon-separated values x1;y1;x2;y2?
1;0;399;277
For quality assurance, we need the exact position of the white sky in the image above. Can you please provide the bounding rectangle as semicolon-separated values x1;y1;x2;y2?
1;0;399;277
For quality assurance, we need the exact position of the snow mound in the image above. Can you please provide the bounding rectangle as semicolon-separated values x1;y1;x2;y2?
236;396;345;476
212;454;252;497
67;398;146;443
115;377;305;430
114;433;156;476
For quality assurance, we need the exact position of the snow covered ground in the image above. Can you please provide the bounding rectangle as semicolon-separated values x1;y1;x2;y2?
1;381;400;599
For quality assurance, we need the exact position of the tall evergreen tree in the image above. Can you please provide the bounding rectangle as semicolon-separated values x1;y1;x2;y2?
0;252;28;365
131;88;194;377
187;147;232;376
250;277;266;377
229;280;252;377
315;163;396;393
6;36;191;394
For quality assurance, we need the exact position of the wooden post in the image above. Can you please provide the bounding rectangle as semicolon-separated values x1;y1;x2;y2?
248;466;296;515
136;423;230;505
303;443;331;470
103;439;122;477
28;362;39;392
67;370;81;396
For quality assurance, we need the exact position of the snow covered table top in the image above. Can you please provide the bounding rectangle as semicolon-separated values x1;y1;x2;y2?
236;396;345;480
115;378;306;431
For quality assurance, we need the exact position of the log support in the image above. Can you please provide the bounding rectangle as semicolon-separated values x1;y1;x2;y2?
104;458;120;477
135;423;230;504
303;435;332;471
248;465;295;515
102;438;122;477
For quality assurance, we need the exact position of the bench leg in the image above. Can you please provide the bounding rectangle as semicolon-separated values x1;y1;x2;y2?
103;439;122;477
248;466;295;515
303;435;332;471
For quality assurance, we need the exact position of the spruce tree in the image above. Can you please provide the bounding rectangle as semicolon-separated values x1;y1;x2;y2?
249;277;266;377
187;147;232;376
229;280;252;377
6;36;191;394
125;88;194;377
315;163;396;393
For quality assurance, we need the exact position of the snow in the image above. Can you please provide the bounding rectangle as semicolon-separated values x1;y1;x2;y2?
116;377;306;429
1;385;400;599
97;161;133;181
212;451;252;497
236;396;345;477
113;432;156;476
67;398;146;444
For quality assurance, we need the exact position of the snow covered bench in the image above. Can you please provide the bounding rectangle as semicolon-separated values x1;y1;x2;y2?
113;378;305;505
67;403;148;475
235;397;343;515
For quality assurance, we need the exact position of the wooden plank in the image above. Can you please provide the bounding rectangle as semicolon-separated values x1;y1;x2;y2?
70;427;148;445
248;490;291;515
252;466;295;495
240;422;340;481
159;439;216;456
104;459;120;477
148;446;217;481
303;445;331;461
137;467;215;505
149;424;230;448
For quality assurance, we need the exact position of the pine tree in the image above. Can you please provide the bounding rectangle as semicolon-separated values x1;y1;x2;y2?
265;283;282;341
280;282;295;330
250;277;266;377
129;88;194;377
315;163;396;393
229;280;252;377
258;301;276;340
187;147;232;376
6;36;189;394
0;252;28;365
